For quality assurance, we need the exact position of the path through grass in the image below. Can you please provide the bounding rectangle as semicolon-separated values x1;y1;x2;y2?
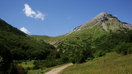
60;52;132;74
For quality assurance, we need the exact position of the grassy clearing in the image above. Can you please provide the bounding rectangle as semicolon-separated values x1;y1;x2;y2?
27;63;71;74
60;52;132;74
27;65;55;74
17;60;48;74
18;60;68;74
18;60;34;68
27;69;49;74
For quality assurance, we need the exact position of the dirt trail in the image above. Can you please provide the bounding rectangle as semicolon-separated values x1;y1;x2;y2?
45;63;73;74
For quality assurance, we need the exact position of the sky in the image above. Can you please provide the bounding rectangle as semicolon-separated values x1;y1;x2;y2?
0;0;132;36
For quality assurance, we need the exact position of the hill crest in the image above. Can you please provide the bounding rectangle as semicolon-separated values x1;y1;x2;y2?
71;12;132;33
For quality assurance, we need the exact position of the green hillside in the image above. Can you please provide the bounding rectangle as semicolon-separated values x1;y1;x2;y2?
31;35;51;41
32;12;132;64
0;19;26;36
60;52;132;74
0;19;56;74
32;12;132;45
0;19;55;60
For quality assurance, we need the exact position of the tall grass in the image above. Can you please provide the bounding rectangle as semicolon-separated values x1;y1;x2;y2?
18;60;34;68
60;52;132;74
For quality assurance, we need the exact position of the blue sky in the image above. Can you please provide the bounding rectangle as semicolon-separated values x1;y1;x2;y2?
0;0;132;36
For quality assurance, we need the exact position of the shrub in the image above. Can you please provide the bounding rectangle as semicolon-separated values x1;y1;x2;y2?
114;42;132;55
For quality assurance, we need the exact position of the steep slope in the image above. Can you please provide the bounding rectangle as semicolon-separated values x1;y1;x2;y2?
0;18;56;73
0;19;26;36
71;12;132;33
31;12;132;64
0;18;55;60
32;12;132;46
50;12;132;63
67;12;132;40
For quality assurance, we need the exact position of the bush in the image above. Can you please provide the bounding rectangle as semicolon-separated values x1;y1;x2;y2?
114;42;132;55
61;56;69;63
93;50;107;58
33;59;64;69
15;65;27;74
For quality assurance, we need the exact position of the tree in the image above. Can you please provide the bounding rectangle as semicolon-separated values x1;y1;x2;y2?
0;42;12;74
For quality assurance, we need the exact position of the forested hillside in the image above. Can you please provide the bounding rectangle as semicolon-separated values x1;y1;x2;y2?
57;12;132;63
33;12;132;64
0;19;56;74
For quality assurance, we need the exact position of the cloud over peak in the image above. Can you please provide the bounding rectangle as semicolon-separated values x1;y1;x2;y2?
20;27;30;34
23;3;45;21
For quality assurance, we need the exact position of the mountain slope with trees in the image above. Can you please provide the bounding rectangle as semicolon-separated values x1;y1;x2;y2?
32;12;132;64
1;12;132;74
0;19;56;74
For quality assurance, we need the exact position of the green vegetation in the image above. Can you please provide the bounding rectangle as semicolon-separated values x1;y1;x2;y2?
57;28;132;64
28;63;71;74
0;42;12;74
28;69;46;74
18;60;34;68
60;52;132;74
1;12;132;74
0;19;55;60
31;35;51;42
31;13;132;65
0;19;57;74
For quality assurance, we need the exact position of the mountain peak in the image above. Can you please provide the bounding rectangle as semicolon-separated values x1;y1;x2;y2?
71;12;117;32
93;12;115;22
70;12;132;33
84;12;121;26
96;12;108;17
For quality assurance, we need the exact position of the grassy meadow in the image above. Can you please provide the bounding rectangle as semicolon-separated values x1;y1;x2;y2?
60;52;132;74
18;60;70;74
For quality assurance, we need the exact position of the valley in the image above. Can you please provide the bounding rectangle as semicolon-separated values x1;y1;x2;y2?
0;12;132;74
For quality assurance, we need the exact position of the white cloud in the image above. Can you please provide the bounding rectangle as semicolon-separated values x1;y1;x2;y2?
23;3;45;21
35;11;45;20
20;27;30;34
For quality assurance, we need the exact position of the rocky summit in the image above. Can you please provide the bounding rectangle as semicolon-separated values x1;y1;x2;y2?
71;12;132;33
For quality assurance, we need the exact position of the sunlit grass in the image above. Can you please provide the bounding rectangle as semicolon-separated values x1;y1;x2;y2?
27;69;48;74
27;63;71;74
60;52;132;74
18;60;34;68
